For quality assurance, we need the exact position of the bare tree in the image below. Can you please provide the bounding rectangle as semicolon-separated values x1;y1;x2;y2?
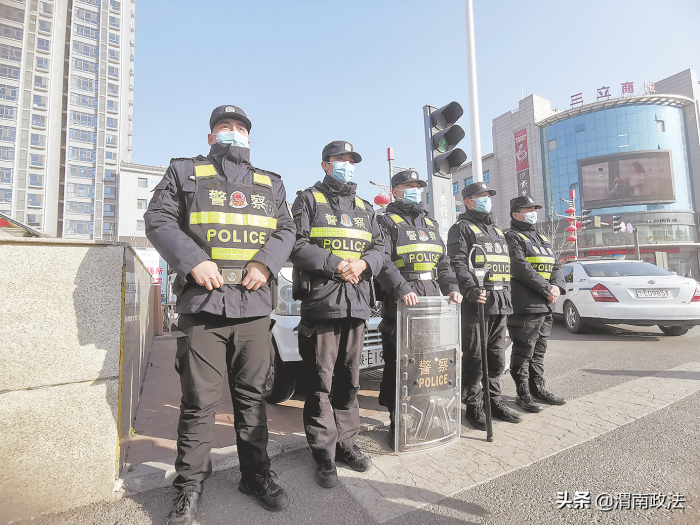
541;205;569;259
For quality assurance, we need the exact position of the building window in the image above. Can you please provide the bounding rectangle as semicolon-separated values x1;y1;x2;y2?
452;182;459;195
0;125;15;142
72;58;98;74
103;204;115;216
69;128;97;143
34;75;48;90
109;33;119;46
29;173;43;187
482;171;490;184
0;5;25;23
70;111;97;127
0;84;18;101
37;38;50;53
106;134;117;146
109;15;120;29
110;0;121;12
66;201;94;214
0;167;11;183
67;183;95;198
40;2;53;16
107;117;118;129
657;120;666;133
0;23;23;41
137;178;147;188
465;177;473;187
77;0;100;7
0;43;22;62
548;139;557;151
108;66;119;79
27;193;42;207
73;41;99;59
0;188;11;202
104;169;116;180
71;75;97;93
68;146;96;162
75;7;100;25
27;213;41;227
136;198;147;210
70;93;98;109
0;64;20;80
32;114;46;128
30;153;44;167
65;220;93;235
69;165;95;178
456;204;461;213
0;145;14;160
104;186;116;198
107;100;118;112
36;57;49;71
103;222;114;234
74;24;98;40
38;20;51;34
107;83;118;96
136;220;145;232
30;134;45;148
108;49;120;61
105;151;117;163
33;94;47;108
0;104;15;120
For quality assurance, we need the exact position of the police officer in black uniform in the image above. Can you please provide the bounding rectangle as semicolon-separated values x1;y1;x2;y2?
375;169;462;447
447;182;522;430
290;141;386;488
506;196;567;412
145;105;295;522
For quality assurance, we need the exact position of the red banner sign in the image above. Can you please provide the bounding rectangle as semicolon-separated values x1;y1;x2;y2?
514;128;529;172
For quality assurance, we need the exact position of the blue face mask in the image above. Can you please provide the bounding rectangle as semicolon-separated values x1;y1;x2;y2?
216;130;249;149
401;187;422;204
523;211;538;224
474;196;492;213
329;161;354;184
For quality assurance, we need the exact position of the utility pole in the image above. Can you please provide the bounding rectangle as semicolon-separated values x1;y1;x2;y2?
465;0;483;182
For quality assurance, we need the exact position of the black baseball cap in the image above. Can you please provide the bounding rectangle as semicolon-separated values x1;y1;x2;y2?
510;195;542;212
321;141;362;163
391;169;427;188
462;181;496;199
209;105;252;132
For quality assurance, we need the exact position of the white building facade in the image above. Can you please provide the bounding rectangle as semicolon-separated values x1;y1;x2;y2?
0;0;134;238
116;161;164;247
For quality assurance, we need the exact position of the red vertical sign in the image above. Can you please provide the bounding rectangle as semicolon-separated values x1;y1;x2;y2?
514;129;531;197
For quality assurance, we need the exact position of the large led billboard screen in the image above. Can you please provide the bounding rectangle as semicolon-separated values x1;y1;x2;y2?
579;150;675;208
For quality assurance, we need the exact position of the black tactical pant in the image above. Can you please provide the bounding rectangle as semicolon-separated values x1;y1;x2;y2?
173;313;272;493
507;313;553;385
461;312;508;406
298;317;365;463
378;319;397;412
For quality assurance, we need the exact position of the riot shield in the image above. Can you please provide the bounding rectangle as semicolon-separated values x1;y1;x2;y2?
395;295;461;454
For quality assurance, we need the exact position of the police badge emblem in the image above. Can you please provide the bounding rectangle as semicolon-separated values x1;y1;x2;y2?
410;172;418;179
344;143;352;151
418;230;428;241
229;191;247;208
340;213;353;227
225;106;235;112
494;243;502;254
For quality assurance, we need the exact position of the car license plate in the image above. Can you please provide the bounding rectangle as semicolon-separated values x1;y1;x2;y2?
359;347;384;369
636;289;670;298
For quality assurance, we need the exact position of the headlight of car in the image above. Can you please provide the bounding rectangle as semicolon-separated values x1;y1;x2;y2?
275;269;301;316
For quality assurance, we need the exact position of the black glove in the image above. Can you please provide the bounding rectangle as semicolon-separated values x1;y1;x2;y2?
465;287;484;304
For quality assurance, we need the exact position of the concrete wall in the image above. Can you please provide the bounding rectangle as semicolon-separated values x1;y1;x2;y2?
0;238;154;522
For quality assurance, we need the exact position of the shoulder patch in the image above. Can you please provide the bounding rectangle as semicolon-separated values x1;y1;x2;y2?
494;227;505;237
424;218;435;227
469;224;482;235
389;214;405;224
517;232;529;241
354;196;366;209
312;191;328;205
253;172;272;187
194;164;218;178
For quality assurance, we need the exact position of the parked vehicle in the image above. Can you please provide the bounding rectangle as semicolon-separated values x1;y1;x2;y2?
553;260;700;335
266;265;383;403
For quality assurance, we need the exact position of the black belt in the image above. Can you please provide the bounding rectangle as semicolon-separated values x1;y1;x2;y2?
401;270;437;282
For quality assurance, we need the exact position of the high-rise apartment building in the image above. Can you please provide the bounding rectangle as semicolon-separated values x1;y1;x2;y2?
0;0;134;238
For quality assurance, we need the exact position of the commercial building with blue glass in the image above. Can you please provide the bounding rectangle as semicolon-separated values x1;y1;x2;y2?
449;68;700;278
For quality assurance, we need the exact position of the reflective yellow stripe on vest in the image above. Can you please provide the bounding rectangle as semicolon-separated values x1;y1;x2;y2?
312;192;327;204
389;214;404;224
309;227;373;242
211;247;259;261
253;173;272;187
424;218;435;227
517;232;529;241
486;254;510;263
330;250;362;260
469;225;482;235
190;211;278;229
355;196;366;209
526;256;556;264
195;164;218;178
396;243;444;255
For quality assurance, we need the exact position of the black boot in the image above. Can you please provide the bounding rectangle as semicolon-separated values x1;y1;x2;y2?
515;381;544;413
490;399;523;423
166;490;200;524
336;444;373;472
388;410;395;450
530;377;567;405
465;402;487;431
239;471;289;512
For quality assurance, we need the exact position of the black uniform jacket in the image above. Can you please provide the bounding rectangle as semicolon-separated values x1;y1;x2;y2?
447;208;513;319
375;200;459;321
290;176;386;321
506;219;566;315
144;145;295;318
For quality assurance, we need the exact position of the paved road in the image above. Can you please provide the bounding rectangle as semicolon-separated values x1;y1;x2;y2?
12;321;700;525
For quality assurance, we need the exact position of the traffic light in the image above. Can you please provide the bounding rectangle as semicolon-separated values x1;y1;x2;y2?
612;216;623;233
424;101;467;178
580;209;592;230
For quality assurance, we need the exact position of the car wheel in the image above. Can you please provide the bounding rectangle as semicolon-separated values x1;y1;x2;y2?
657;325;689;336
563;301;585;334
264;338;298;404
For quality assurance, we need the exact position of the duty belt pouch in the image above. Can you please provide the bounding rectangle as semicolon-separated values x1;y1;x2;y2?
292;265;310;300
270;277;279;310
369;275;376;308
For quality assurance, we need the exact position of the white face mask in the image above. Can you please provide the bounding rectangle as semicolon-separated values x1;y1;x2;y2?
523;211;538;224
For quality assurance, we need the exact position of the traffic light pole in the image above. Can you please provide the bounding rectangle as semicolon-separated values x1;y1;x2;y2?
465;0;483;183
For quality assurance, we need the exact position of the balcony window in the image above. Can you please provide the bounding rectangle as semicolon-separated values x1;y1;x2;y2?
108;49;120;61
0;64;20;80
0;5;25;23
71;75;97;93
73;41;99;59
27;193;42;207
74;24;98;40
40;2;53;16
66;201;94;214
38;20;51;34
0;23;23;41
0;43;22;62
106;134;117;146
34;75;48;90
109;33;119;46
75;7;100;25
103;204;115;216
0;125;15;142
110;0;121;12
69;165;96;179
70;111;97;127
30;134;45;148
30;153;44;167
105;151;117;163
107;100;118;113
32;114;46;128
107;83;118;96
68;146;96;162
67;183;95;198
37;38;50;53
0;84;18;101
108;66;119;79
27;214;41;227
104;186;116;199
0;167;11;183
109;15;120;29
65;220;93;235
0;145;14;160
107;117;118;129
0;188;11;202
72;58;98;74
137;177;147;188
29;173;43;187
69;128;97;143
104;169;116;181
103;222;114;234
70;93;98;109
33;94;48;108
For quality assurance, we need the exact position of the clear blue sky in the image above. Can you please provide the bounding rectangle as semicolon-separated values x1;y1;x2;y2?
132;0;700;202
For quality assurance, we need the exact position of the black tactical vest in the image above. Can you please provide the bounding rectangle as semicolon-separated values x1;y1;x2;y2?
462;220;511;288
186;158;277;269
384;213;443;274
513;231;556;280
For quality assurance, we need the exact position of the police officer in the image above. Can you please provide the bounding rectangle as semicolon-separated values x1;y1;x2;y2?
447;182;522;430
506;196;567;411
375;169;462;448
145;105;295;522
290;141;386;488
